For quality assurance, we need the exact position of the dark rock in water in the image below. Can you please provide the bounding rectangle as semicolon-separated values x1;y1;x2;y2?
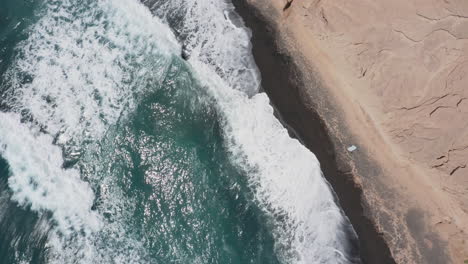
0;102;9;112
62;146;82;169
62;158;79;169
181;44;190;60
283;0;293;11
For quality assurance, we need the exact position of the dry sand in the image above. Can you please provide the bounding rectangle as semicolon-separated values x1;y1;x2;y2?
240;0;468;262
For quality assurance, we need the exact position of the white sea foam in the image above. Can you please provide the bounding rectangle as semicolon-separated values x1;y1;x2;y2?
0;0;355;262
0;112;99;234
145;0;356;262
4;0;180;147
1;0;181;262
189;60;353;264
144;0;261;96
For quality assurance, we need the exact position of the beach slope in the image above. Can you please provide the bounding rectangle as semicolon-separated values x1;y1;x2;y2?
235;0;468;263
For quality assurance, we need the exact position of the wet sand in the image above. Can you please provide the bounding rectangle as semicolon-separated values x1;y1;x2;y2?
232;1;396;263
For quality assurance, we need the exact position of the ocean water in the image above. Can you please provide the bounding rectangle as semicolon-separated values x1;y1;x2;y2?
0;0;360;263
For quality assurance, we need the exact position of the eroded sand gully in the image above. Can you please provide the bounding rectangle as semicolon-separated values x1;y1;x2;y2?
236;0;468;263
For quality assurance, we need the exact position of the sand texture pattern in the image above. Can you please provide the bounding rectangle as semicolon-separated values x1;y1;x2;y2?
241;0;468;263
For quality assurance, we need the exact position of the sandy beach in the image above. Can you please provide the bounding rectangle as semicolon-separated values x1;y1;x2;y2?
234;0;468;263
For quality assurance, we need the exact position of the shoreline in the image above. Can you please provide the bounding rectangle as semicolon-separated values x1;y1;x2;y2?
232;1;395;263
231;0;468;262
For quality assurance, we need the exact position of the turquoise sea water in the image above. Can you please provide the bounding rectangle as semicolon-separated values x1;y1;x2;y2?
0;0;359;263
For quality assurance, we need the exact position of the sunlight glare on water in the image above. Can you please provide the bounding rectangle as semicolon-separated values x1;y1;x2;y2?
0;0;359;263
